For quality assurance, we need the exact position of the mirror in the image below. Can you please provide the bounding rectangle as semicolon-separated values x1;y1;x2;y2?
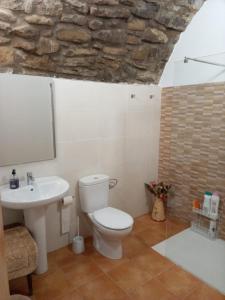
0;74;56;167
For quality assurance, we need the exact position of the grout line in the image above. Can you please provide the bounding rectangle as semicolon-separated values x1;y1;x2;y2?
103;270;133;299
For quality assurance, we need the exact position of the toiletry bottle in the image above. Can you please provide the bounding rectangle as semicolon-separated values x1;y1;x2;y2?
203;192;212;215
210;192;220;217
9;169;19;189
209;220;217;239
193;199;200;209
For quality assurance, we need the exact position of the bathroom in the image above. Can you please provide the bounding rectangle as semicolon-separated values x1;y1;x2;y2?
0;0;225;299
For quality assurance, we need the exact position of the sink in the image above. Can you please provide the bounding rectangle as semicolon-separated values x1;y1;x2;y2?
1;176;69;209
0;176;70;274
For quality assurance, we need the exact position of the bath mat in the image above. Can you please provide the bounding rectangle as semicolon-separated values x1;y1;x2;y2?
152;228;225;295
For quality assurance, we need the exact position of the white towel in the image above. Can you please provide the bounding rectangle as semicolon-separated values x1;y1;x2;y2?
61;196;73;234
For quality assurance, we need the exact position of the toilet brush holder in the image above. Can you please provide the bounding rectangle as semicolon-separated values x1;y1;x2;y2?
72;235;85;254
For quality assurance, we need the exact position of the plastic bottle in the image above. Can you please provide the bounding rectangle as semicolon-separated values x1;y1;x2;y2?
209;220;217;239
203;192;212;214
9;169;19;189
210;192;220;217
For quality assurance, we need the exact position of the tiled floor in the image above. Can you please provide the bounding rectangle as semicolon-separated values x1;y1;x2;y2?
10;214;225;300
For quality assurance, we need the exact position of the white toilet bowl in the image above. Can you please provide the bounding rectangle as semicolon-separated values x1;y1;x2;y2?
79;174;134;259
89;207;133;259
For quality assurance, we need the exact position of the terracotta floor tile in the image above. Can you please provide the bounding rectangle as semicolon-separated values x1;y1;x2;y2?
82;244;97;256
184;283;225;300
32;275;47;292
156;266;201;298
48;245;95;270
48;246;74;263
33;267;61;289
129;278;179;300
123;235;148;258
135;228;166;246
166;219;189;237
33;281;72;300
34;288;65;300
12;214;217;300
132;219;151;234
63;260;103;289
57;252;91;270
78;274;130;300
166;225;188;237
90;249;130;273
107;260;152;293
134;216;186;242
131;249;173;277
32;253;61;282
135;214;153;224
57;290;84;300
136;215;189;237
33;268;73;299
135;215;166;230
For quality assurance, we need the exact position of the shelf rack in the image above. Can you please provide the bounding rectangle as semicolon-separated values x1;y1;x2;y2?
191;208;219;240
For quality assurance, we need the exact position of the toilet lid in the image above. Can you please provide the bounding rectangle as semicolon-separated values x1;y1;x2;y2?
93;207;133;230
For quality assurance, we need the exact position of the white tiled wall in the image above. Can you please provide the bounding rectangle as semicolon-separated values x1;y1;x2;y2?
0;77;161;252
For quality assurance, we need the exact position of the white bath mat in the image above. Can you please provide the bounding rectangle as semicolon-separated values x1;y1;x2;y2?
152;228;225;295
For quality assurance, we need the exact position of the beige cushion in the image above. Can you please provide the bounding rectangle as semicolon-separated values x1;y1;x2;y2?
5;226;37;280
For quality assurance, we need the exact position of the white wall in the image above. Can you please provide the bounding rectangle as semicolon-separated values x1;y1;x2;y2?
0;76;161;252
160;0;225;87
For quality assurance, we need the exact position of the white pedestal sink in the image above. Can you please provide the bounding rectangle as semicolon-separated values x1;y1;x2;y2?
0;176;69;274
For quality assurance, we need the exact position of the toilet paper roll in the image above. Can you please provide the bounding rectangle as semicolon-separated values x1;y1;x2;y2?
62;196;73;206
61;196;73;234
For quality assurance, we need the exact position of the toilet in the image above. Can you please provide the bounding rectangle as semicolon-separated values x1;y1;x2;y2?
79;174;134;259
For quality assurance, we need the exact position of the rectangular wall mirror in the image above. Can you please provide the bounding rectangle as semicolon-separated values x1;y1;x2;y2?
0;74;56;167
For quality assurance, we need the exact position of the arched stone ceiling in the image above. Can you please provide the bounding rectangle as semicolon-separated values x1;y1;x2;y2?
0;0;204;83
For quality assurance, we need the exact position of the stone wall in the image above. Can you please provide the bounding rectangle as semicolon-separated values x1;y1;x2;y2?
159;82;225;240
0;0;203;83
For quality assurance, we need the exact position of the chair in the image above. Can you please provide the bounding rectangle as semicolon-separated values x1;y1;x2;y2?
5;226;38;296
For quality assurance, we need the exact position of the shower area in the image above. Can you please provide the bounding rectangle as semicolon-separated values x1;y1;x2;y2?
154;54;225;295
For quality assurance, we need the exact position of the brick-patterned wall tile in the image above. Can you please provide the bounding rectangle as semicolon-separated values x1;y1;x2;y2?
159;82;225;240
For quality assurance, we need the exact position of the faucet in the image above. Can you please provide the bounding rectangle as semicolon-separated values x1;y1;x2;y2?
27;172;35;185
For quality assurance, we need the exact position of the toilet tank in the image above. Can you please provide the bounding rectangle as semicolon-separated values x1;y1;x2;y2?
79;174;109;213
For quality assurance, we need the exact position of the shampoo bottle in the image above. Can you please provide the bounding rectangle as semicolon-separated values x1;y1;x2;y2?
203;192;212;215
210;192;220;217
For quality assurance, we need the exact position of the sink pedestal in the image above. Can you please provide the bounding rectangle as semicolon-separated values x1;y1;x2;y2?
0;176;70;275
24;206;48;274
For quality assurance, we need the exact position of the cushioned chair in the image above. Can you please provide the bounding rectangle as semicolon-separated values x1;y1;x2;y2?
5;226;38;296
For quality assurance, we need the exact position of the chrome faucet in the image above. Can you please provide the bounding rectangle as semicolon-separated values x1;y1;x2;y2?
27;172;35;185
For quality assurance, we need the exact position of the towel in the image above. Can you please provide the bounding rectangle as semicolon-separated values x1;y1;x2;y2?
61;196;73;234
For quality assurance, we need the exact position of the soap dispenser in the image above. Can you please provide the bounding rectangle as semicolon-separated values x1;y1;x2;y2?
9;169;19;189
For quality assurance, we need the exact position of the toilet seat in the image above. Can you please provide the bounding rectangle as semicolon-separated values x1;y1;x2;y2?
93;207;133;231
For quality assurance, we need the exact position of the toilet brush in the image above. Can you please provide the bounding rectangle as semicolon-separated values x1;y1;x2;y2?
72;215;85;254
77;216;80;237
